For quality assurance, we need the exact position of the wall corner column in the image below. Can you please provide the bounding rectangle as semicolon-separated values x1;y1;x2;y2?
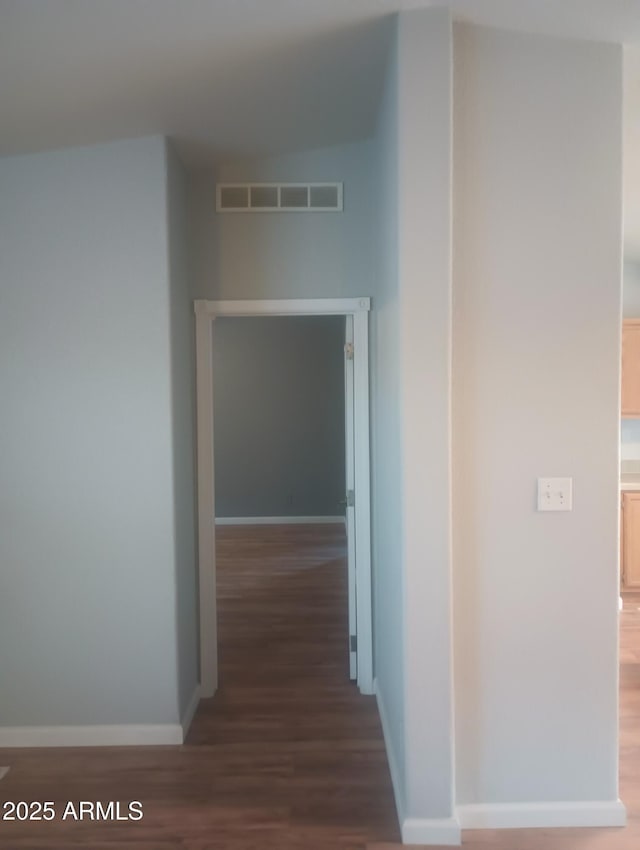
396;7;458;844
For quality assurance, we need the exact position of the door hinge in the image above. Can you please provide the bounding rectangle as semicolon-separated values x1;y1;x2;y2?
350;635;357;652
344;342;354;360
338;490;355;509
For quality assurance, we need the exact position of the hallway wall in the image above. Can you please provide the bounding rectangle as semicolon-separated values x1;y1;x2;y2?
213;316;345;519
0;136;184;730
453;22;622;816
189;139;377;301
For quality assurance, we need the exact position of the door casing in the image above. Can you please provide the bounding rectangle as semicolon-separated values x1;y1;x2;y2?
194;297;373;697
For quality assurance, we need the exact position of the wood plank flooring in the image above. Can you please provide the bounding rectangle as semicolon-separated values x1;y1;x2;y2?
3;528;640;849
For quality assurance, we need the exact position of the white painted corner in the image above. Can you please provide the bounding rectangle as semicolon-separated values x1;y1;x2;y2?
402;816;462;846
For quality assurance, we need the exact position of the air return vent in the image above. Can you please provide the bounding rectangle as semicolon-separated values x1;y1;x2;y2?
216;183;343;213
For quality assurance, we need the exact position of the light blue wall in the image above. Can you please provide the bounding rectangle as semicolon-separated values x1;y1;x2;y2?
0;137;183;726
370;18;406;813
213;316;345;518
167;141;199;719
189;140;377;300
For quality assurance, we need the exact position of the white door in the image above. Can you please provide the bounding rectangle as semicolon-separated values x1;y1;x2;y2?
344;315;357;680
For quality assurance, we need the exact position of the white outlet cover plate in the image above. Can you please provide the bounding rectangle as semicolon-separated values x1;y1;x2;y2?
537;477;573;511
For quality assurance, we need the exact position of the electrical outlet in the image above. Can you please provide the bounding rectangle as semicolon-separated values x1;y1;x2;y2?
537;477;572;512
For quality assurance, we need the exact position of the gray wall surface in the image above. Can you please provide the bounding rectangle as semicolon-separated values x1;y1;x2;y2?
0;136;185;727
166;141;199;719
453;23;621;807
189;139;377;301
369;17;406;812
624;259;640;317
213;316;346;518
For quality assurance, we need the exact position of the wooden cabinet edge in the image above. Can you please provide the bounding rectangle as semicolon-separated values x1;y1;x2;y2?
622;319;640;417
621;490;640;589
622;491;625;589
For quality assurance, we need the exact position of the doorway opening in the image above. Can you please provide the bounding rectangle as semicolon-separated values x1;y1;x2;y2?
194;298;373;699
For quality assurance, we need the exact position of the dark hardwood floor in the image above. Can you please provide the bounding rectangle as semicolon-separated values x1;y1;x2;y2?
3;529;640;849
187;523;400;846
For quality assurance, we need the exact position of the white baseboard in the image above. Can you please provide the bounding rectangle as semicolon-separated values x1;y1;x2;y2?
0;725;183;748
215;516;344;526
402;817;462;845
456;800;626;830
181;685;201;741
375;678;462;846
373;678;405;828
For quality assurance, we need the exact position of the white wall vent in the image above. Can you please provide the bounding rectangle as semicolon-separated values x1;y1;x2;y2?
216;183;343;213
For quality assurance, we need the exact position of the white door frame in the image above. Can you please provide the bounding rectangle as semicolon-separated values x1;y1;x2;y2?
194;297;373;697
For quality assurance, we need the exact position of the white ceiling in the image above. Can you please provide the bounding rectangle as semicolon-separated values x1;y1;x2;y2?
1;0;640;167
2;0;640;255
0;0;397;164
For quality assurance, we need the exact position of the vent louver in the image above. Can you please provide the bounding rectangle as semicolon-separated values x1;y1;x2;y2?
216;182;343;213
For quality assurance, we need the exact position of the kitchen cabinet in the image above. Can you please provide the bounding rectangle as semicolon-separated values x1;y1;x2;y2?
622;490;640;588
622;320;640;417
